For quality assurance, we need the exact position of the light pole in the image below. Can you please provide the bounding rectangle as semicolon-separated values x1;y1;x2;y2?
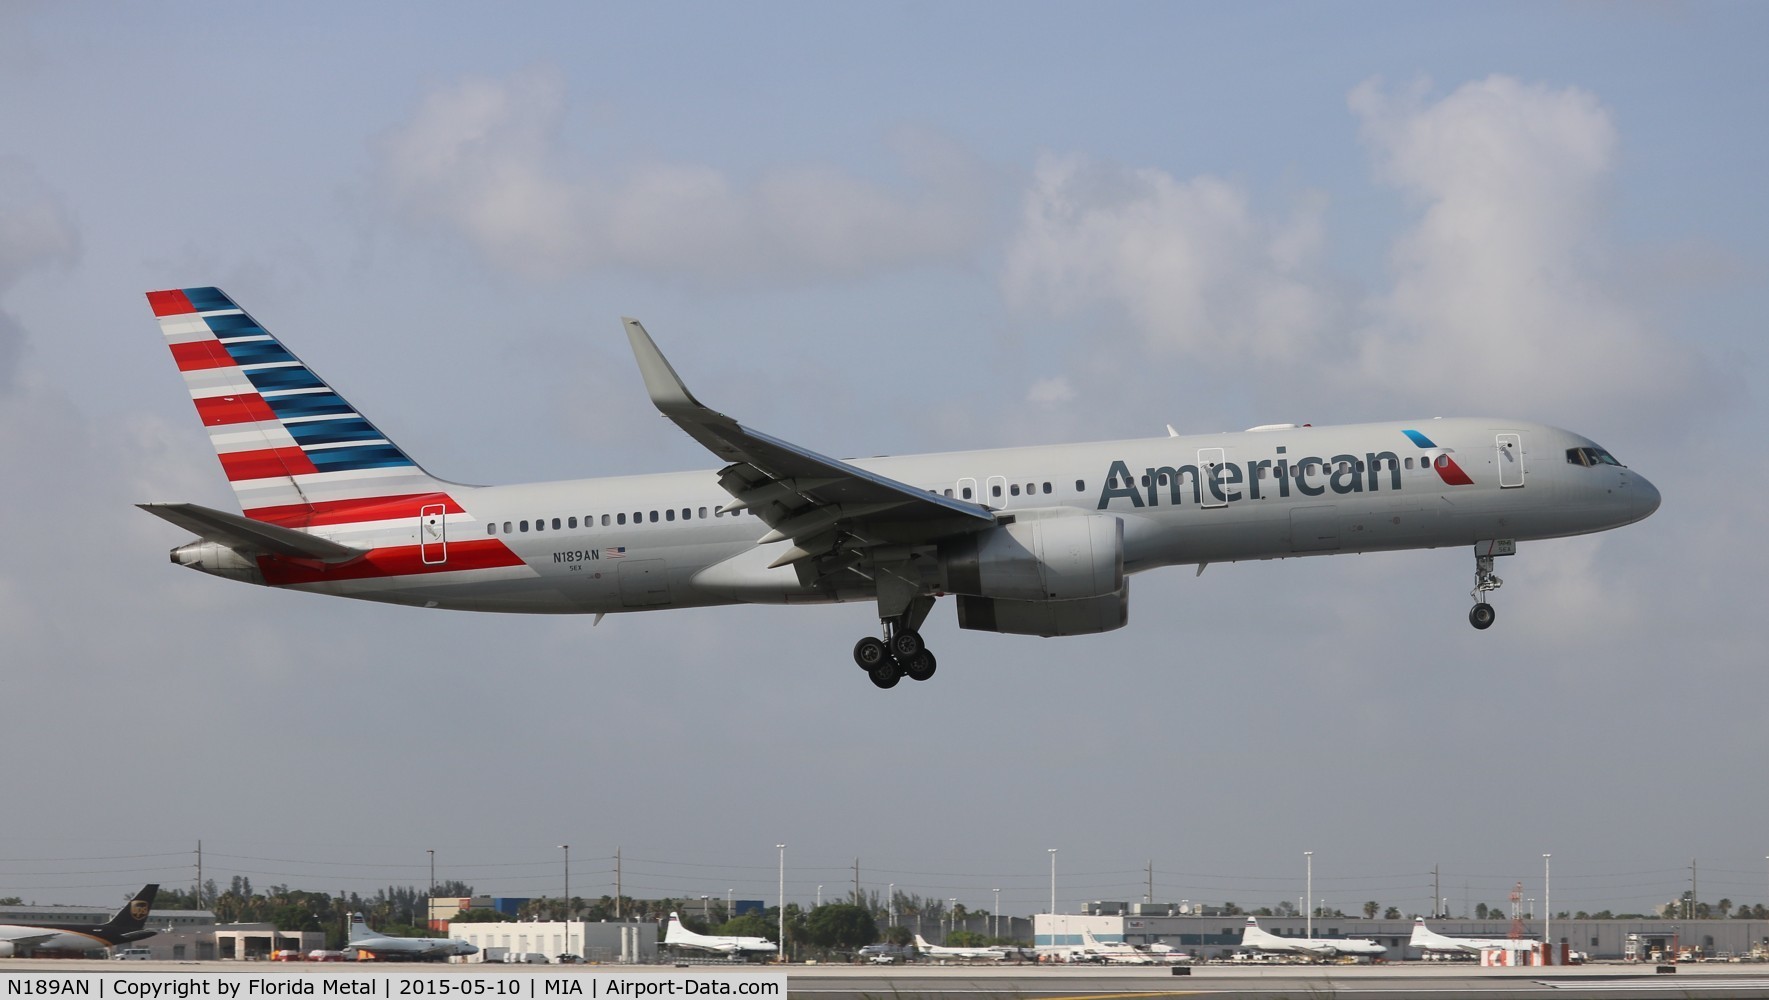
1304;852;1313;941
888;884;895;930
1544;854;1552;961
1048;849;1058;915
727;889;733;922
559;845;570;920
993;888;1000;939
817;886;822;909
427;849;435;933
949;898;957;938
776;845;786;964
702;895;710;922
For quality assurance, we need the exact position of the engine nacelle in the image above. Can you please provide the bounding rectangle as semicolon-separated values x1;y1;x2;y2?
941;513;1123;601
0;941;15;957
956;584;1129;637
170;539;266;584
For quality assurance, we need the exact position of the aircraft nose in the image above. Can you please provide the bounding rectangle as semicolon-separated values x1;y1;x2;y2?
1632;473;1661;521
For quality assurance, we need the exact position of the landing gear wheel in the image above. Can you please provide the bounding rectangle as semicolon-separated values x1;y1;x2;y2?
868;660;902;689
853;636;888;670
1469;603;1496;630
905;650;937;682
889;630;924;660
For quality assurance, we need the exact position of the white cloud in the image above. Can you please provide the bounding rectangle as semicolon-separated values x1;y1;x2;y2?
1347;75;1704;423
1025;376;1074;407
1001;153;1335;361
376;69;992;285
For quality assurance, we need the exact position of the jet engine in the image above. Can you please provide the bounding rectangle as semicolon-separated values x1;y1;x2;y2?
940;512;1123;601
170;539;266;584
957;584;1130;637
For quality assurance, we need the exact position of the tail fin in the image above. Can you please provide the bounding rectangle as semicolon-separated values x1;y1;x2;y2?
147;287;453;526
664;913;689;943
97;884;159;942
913;934;933;950
348;913;373;943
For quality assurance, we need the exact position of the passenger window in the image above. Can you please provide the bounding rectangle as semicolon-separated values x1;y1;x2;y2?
520;520;529;532
568;516;577;529
962;487;973;499
649;511;658;523
1075;480;1085;492
682;508;691;520
601;514;610;526
552;518;561;530
617;513;626;525
666;509;675;522
503;521;512;533
1010;484;1021;496
1042;482;1052;494
1405;457;1413;470
944;489;953;498
991;484;1002;497
486;523;496;536
698;507;707;518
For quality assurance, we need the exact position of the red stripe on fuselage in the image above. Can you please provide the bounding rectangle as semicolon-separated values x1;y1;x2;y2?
170;339;236;371
245;494;467;528
194;393;278;426
258;538;524;585
147;289;196;316
219;446;319;481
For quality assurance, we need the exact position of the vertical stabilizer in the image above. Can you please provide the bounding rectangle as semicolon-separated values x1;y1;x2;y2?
147;287;453;526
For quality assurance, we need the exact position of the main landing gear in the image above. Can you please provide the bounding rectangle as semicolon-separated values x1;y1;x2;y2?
853;600;937;689
1469;548;1505;630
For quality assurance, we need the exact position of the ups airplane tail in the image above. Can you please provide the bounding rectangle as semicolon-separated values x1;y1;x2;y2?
100;884;161;944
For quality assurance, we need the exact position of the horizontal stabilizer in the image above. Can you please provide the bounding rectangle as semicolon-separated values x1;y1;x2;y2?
138;503;365;562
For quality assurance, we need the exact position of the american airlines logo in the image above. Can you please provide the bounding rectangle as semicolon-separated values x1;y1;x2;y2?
1096;432;1471;511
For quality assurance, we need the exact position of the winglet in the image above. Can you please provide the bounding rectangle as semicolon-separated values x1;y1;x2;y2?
624;318;704;417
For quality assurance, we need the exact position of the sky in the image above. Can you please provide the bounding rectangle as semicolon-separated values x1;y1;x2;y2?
2;1;1766;922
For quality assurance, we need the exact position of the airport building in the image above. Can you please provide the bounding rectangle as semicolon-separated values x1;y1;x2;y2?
1034;910;1769;962
446;919;657;964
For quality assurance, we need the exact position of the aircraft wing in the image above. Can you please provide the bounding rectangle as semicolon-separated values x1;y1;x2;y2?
138;502;365;562
0;931;57;949
624;319;996;573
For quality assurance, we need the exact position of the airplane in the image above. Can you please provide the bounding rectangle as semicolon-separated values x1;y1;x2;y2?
1409;917;1537;955
912;933;1009;961
1239;916;1387;960
0;884;159;957
1075;930;1158;964
139;287;1661;690
345;912;477;961
663;912;777;956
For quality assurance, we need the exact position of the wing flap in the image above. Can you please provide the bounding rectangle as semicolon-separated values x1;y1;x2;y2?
138;502;366;562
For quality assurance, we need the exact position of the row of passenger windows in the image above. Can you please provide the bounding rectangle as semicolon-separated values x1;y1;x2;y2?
481;459;1440;535
487;506;761;535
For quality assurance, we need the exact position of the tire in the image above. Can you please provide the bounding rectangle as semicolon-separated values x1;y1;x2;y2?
890;630;924;659
868;661;902;689
854;636;888;669
1469;603;1496;630
906;650;937;682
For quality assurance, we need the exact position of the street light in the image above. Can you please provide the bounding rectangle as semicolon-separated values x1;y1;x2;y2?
817;886;822;909
949;898;957;938
993;889;1000;939
559;845;570;920
1048;849;1058;915
1544;854;1552;961
427;849;435;933
888;884;895;930
776;845;786;964
1304;852;1313;940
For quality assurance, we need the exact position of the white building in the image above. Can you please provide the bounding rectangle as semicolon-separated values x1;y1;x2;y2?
447;920;657;964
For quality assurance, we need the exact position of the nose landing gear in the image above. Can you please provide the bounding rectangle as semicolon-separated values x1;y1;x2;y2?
1468;544;1509;630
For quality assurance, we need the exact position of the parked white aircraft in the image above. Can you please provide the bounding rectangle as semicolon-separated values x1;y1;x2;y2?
1077;930;1161;964
1410;917;1537;954
141;288;1660;689
913;933;1009;961
0;885;158;956
345;913;477;960
1240;916;1387;959
664;912;777;956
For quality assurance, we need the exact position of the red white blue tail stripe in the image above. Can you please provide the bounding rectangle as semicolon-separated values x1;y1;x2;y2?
148;287;455;525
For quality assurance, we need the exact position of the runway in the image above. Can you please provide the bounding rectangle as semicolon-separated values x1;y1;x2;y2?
6;959;1769;1000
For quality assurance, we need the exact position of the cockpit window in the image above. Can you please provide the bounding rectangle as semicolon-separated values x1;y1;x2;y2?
1566;446;1623;468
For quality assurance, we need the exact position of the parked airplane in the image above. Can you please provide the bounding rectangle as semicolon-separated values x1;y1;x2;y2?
1410;917;1537;954
1240;916;1387;959
141;288;1661;690
0;885;159;957
1076;930;1160;964
663;912;777;956
913;933;1009;961
345;913;477;960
